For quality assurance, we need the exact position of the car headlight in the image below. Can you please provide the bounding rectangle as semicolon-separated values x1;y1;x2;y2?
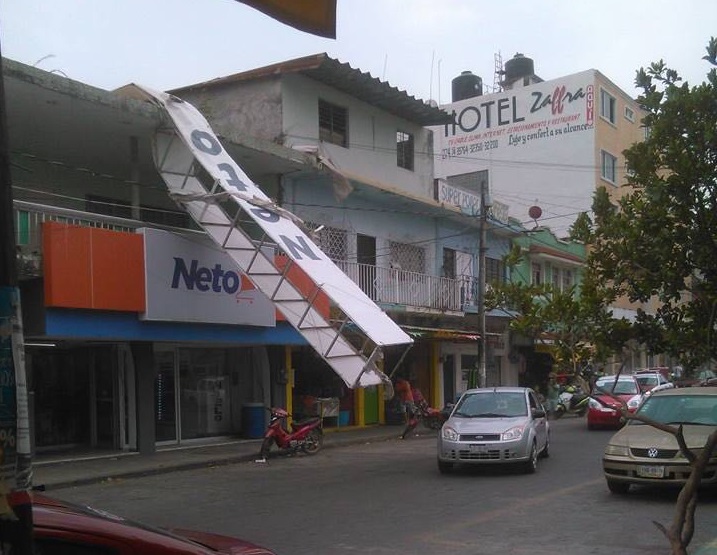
627;395;642;410
605;444;629;456
588;398;601;409
442;426;459;441
501;425;525;441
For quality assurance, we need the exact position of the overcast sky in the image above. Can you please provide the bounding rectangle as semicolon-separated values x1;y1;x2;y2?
2;0;715;103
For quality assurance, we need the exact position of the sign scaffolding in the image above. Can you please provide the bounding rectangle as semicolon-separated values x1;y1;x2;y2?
138;86;412;389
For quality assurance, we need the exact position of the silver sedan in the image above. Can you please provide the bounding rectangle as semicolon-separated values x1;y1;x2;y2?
437;387;550;474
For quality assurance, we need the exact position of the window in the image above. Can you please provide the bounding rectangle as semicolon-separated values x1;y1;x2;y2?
624;106;635;122
389;241;425;274
551;266;561;289
319;99;348;147
600;89;616;124
307;223;347;261
601;150;617;184
486;257;506;285
396;130;414;170
531;263;541;285
562;269;573;290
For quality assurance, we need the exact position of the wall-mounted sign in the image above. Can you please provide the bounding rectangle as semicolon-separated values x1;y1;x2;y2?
141;228;275;326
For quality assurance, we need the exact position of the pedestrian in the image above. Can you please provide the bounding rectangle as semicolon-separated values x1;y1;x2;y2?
395;378;417;439
546;373;560;419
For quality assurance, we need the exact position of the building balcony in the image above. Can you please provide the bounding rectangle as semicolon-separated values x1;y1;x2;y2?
13;200;479;315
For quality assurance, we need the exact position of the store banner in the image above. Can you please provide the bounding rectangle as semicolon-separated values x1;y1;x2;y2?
141;228;275;326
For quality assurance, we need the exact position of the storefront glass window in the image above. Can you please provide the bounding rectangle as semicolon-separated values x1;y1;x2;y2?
179;349;232;439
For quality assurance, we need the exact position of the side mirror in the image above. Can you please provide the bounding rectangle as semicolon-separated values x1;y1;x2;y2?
532;407;546;419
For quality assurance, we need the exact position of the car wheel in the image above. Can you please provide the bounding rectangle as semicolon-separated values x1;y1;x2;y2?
523;442;538;474
606;479;630;494
438;460;454;474
539;433;550;458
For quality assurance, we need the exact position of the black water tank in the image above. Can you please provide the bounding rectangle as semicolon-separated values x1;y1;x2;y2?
452;71;482;102
504;53;534;84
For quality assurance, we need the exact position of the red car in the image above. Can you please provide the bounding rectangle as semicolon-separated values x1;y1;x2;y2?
587;375;641;430
19;494;276;554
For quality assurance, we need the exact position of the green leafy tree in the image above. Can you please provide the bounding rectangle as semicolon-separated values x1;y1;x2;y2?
581;38;717;372
578;38;717;555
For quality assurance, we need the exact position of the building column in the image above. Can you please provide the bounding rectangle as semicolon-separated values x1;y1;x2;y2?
131;342;156;455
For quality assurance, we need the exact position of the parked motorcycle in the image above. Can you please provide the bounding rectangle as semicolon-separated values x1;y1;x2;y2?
554;386;589;418
257;407;323;460
401;400;448;438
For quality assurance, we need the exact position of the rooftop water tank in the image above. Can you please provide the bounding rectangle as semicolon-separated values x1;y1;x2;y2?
452;71;482;102
503;53;535;85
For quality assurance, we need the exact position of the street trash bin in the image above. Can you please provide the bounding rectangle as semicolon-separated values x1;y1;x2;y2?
242;403;266;439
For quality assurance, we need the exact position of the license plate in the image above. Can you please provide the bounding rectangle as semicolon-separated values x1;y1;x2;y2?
637;465;665;478
469;444;488;453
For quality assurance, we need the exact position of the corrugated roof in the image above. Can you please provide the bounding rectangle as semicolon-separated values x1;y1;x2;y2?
170;53;452;126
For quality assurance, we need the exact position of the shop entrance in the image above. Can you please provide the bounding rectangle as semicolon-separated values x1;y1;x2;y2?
31;344;128;453
153;346;237;445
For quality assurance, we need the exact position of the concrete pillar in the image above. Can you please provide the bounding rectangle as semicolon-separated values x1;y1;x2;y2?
131;343;156;455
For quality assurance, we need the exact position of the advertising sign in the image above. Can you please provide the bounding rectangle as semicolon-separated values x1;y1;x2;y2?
141;228;276;326
433;70;597;236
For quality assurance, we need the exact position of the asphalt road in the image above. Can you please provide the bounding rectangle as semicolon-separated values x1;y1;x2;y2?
56;417;717;555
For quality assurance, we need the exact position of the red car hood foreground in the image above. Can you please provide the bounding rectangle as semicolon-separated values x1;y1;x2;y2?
26;494;276;555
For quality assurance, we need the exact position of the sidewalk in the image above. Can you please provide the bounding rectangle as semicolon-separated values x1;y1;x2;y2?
32;424;429;491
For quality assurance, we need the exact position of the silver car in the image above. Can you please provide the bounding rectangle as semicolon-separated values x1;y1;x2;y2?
437;387;550;474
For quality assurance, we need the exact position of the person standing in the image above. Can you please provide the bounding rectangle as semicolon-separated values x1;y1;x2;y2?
546;373;560;419
395;378;417;439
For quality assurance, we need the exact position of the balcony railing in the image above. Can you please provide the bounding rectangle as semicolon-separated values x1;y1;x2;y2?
335;261;477;313
13;200;479;313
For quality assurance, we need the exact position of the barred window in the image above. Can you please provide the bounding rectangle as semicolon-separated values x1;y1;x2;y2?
485;257;505;284
562;269;574;290
319;99;348;147
389;241;425;273
396;130;414;171
306;223;347;261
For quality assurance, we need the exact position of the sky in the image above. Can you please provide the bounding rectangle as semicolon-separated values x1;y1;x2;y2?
1;0;716;104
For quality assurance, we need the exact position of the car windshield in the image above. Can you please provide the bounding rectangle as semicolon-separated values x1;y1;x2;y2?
635;394;717;425
636;375;658;386
453;392;527;418
594;378;639;395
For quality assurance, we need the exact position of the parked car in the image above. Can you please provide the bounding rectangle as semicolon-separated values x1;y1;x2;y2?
587;375;641;430
21;493;277;554
674;369;717;388
634;369;671;392
602;386;717;494
437;387;549;474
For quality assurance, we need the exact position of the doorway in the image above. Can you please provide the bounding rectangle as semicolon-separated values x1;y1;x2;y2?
357;234;376;299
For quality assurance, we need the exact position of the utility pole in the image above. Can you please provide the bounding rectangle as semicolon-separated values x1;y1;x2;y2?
476;179;490;389
0;48;35;555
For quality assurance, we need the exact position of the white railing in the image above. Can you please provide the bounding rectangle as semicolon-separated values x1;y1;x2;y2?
13;200;479;313
335;261;478;313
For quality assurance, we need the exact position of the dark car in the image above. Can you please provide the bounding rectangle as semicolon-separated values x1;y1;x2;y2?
21;494;276;554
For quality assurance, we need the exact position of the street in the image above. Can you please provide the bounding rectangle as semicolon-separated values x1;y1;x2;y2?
56;418;717;555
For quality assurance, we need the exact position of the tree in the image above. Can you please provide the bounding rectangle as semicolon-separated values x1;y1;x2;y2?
581;37;717;373
579;38;717;555
487;244;616;376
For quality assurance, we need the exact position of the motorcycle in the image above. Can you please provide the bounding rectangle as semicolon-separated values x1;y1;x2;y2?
554;386;589;418
401;400;448;438
257;407;323;461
